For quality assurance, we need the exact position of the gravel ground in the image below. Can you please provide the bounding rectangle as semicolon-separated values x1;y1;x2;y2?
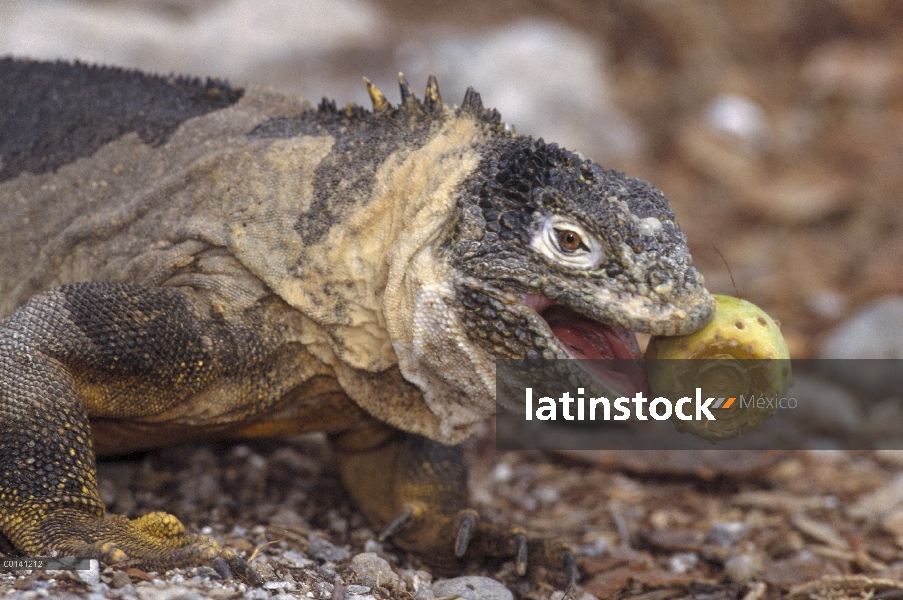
2;1;903;598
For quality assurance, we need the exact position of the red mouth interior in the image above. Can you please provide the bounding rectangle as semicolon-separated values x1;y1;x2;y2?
530;298;648;396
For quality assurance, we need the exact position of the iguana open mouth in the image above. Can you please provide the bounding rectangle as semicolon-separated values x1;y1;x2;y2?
524;294;648;395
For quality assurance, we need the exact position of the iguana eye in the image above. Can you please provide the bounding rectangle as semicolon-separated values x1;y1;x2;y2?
531;215;605;268
556;229;583;252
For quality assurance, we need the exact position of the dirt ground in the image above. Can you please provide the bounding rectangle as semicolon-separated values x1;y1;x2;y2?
2;0;903;598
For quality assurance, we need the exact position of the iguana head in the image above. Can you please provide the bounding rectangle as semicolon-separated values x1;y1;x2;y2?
359;76;714;440
446;129;714;375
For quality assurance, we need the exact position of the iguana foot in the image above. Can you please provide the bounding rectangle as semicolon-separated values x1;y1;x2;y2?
332;427;577;585
8;508;260;585
379;503;577;585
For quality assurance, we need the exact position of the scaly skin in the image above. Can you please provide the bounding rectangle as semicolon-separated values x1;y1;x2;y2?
0;59;714;585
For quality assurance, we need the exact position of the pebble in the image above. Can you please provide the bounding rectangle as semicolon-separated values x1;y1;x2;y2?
705;94;769;147
534;485;560;505
724;552;763;582
669;552;699;574
349;552;402;590
76;559;101;586
818;297;903;395
581;536;608;557
493;462;514;483
135;585;201;600
308;535;351;562
13;576;35;591
239;588;271;600
263;580;294;591
398;569;432;594
282;550;314;569
705;521;748;547
110;570;132;589
346;584;371;594
820;297;903;359
430;576;514;600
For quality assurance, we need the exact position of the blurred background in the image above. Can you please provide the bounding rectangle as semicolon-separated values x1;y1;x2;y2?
3;0;903;359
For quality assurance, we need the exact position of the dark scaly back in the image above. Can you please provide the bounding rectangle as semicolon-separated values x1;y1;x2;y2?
0;57;243;182
248;74;505;245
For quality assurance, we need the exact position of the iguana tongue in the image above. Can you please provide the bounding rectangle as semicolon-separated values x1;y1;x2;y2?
541;305;647;395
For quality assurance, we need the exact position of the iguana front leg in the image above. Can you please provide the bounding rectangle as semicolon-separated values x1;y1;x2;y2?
0;282;262;584
332;426;577;584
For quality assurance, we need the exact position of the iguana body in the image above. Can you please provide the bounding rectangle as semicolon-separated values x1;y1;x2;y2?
0;58;713;583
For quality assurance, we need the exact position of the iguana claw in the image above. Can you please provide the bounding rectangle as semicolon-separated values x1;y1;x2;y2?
379;505;418;541
454;510;478;558
564;552;579;588
515;533;528;576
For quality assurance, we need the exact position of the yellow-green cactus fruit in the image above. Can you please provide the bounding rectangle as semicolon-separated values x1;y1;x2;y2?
645;294;791;442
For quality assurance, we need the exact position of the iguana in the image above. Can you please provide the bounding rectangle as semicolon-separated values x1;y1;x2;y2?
0;58;714;585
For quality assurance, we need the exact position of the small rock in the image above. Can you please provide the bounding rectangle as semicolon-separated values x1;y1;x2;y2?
705;521;748;547
308;534;351;562
135;585;198;600
669;552;699;574
346;584;371;594
349;552;402;590
820;297;903;359
318;562;339;579
805;289;846;320
263;580;294;591
13;575;35;591
281;550;314;569
431;576;514;600
724;552;763;583
110;570;132;589
493;462;513;483
398;569;432;594
253;560;276;580
706;94;769;147
581;536;608;557
314;580;335;597
76;559;101;586
819;298;903;395
534;485;560;505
